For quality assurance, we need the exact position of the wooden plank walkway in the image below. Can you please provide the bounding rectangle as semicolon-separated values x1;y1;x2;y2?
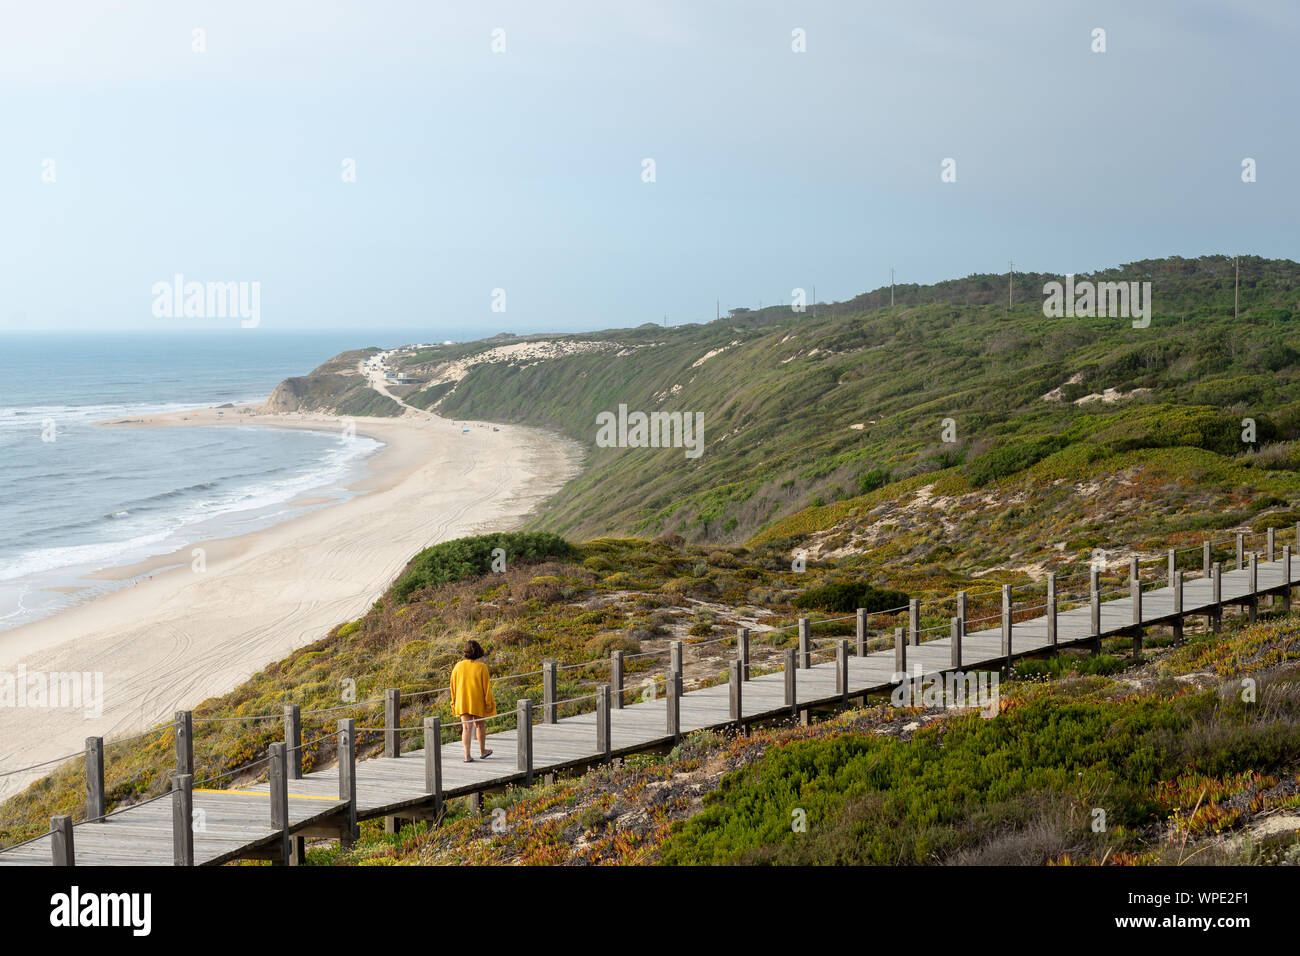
2;550;1295;866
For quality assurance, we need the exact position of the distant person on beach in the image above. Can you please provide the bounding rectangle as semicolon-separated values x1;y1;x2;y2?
450;640;495;762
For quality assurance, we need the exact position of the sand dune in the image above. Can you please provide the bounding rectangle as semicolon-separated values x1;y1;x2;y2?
0;405;581;798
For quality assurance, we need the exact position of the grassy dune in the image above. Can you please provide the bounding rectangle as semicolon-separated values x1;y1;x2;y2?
392;255;1300;545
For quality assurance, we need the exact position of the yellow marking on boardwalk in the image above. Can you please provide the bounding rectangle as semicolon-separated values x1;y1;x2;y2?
194;788;340;800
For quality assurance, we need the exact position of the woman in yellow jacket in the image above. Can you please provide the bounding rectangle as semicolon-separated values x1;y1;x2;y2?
450;640;496;762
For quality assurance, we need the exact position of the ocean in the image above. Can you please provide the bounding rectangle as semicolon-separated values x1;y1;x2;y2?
0;331;404;632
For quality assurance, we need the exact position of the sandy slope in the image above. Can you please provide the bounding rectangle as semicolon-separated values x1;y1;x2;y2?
0;404;581;798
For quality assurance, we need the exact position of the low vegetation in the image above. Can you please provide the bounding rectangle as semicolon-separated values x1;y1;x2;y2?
330;606;1300;866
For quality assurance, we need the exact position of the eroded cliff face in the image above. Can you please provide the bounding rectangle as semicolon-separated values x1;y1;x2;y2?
263;372;359;413
262;347;402;417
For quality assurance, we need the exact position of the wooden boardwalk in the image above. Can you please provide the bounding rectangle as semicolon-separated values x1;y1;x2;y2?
2;542;1295;867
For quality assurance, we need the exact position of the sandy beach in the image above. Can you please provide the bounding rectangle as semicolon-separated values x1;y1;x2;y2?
0;403;582;798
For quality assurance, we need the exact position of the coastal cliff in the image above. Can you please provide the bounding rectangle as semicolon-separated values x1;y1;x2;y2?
264;348;402;417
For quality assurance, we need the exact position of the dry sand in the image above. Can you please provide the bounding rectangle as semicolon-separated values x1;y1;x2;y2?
0;404;582;798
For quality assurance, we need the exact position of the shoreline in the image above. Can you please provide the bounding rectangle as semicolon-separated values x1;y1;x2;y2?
0;402;583;798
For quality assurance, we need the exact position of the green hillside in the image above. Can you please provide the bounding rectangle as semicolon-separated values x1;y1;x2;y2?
368;256;1300;564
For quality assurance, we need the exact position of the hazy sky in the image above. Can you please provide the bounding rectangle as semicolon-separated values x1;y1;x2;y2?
2;0;1295;336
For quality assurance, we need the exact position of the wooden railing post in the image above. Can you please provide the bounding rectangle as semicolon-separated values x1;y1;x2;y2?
338;719;357;847
1130;556;1142;626
423;717;443;813
854;609;867;657
1000;584;1012;667
950;617;962;668
1236;532;1244;570
729;660;743;722
542;661;557;724
85;736;104;824
610;650;624;709
172;772;194;866
1203;540;1211;577
1090;567;1101;639
1248;552;1259;623
1268;527;1275;563
284;704;304;864
1047;572;1057;646
835;640;849;705
1172;570;1184;645
596;684;611;759
384;688;401;758
51;815;74;867
908;598;920;647
1283;546;1293;612
516;699;533;785
737;627;750;681
1168;548;1176;586
669;641;683;678
174;710;193;776
797;618;811;668
956;591;967;653
784;648;798;720
1130;556;1144;659
893;625;906;677
284;704;302;779
269;742;290;865
1212;562;1223;632
666;673;681;741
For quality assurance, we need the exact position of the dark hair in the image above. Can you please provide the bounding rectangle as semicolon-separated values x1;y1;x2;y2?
463;640;484;661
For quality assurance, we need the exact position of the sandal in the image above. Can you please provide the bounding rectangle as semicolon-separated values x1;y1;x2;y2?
463;756;473;763
480;749;493;759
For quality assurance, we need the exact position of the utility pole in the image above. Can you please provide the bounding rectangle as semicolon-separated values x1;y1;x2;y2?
890;268;895;307
1234;256;1239;320
812;284;816;318
1009;260;1014;312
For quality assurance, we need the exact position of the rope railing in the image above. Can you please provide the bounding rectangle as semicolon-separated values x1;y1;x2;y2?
5;522;1296;858
191;754;275;790
552;690;602;707
84;787;177;825
288;728;344;753
0;749;88;779
103;725;173;747
398;687;447;701
554;657;610;672
0;827;54;851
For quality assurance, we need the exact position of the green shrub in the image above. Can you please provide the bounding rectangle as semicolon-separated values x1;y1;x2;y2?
659;696;1168;865
391;532;572;602
855;468;892;495
967;437;1067;487
792;580;909;614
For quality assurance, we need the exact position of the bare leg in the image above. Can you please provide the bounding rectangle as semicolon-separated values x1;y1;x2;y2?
477;718;488;756
460;714;474;760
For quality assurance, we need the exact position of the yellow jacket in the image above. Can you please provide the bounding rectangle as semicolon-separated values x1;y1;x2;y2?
450;659;496;718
